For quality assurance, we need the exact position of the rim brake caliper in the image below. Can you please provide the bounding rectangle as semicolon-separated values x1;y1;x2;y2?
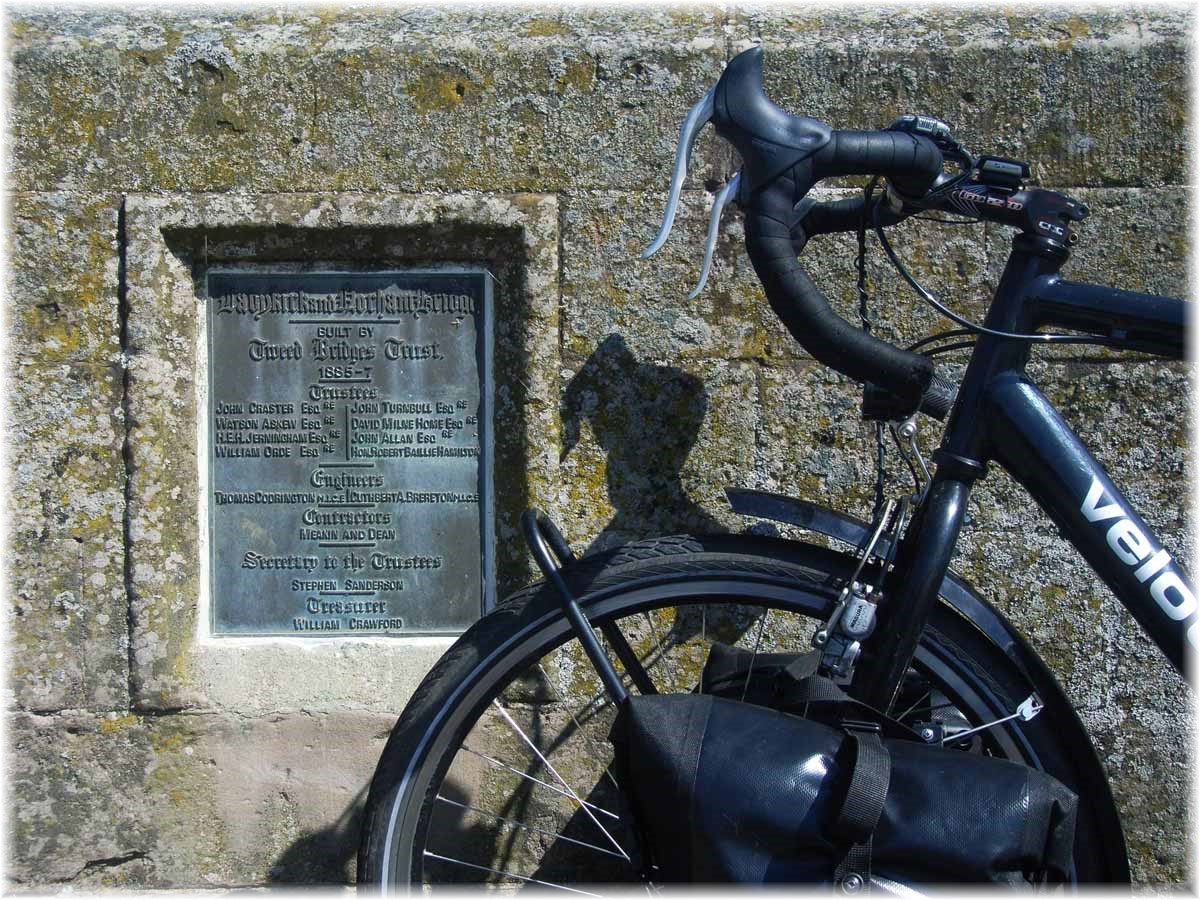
813;497;911;682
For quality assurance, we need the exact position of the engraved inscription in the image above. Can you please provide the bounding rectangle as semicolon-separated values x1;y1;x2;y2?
206;270;492;635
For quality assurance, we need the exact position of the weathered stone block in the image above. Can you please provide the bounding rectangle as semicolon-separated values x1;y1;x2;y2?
7;709;395;887
8;193;120;367
6;194;125;710
8;360;124;547
14;9;1185;194
9;711;159;887
7;361;126;711
752;362;882;521
559;353;758;550
8;535;128;713
8;8;728;194
732;7;1190;187
562;190;765;364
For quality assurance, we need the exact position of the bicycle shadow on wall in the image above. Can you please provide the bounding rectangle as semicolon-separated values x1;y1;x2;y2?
561;332;725;554
560;330;768;647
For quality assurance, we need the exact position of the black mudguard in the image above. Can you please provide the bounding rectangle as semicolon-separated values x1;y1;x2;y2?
725;487;1129;881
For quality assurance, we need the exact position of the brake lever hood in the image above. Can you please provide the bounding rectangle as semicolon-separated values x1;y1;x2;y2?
713;46;832;192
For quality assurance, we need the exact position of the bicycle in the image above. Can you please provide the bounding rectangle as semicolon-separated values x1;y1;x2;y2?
357;45;1190;890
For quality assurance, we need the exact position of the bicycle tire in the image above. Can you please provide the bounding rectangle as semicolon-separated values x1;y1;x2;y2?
357;533;1127;889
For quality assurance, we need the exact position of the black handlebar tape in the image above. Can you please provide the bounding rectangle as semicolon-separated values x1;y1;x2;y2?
793;195;909;249
811;129;944;197
742;131;943;409
744;171;934;409
712;45;946;407
920;373;958;420
863;373;957;421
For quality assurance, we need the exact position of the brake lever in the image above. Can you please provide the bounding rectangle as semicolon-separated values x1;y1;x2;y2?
643;87;715;259
641;83;740;299
689;171;741;299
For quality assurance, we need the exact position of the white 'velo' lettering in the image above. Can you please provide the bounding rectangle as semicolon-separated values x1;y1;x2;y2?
1106;519;1151;566
1080;476;1198;647
1080;478;1124;523
1150;572;1198;621
1133;549;1171;584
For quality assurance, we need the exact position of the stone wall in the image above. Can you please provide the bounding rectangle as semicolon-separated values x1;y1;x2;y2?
6;5;1191;889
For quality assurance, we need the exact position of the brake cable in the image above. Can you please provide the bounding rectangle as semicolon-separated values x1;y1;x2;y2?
923;341;979;358
906;328;975;353
872;198;1132;348
908;329;979;359
856;177;889;524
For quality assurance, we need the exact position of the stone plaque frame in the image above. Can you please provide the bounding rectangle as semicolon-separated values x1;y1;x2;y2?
123;194;560;712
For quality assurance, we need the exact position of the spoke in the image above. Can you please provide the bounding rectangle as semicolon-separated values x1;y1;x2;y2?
422;851;602;896
897;689;932;722
741;608;769;702
700;606;707;693
642;611;681;692
461;746;620;819
538;663;621;791
436;795;626;859
492;699;631;862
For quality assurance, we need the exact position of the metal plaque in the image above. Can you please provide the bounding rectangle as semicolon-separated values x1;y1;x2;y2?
205;269;494;636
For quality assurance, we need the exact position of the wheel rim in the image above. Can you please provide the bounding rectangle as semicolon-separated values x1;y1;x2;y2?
379;575;1040;890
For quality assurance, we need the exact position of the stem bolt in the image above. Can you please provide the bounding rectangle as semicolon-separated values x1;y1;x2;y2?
840;873;865;893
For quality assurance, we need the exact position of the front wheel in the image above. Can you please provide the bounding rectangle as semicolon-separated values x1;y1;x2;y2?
357;534;1127;890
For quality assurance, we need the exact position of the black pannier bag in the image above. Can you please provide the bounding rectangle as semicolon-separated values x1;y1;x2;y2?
609;645;1079;887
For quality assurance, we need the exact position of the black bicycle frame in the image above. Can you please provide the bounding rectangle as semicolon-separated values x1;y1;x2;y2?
853;231;1192;711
